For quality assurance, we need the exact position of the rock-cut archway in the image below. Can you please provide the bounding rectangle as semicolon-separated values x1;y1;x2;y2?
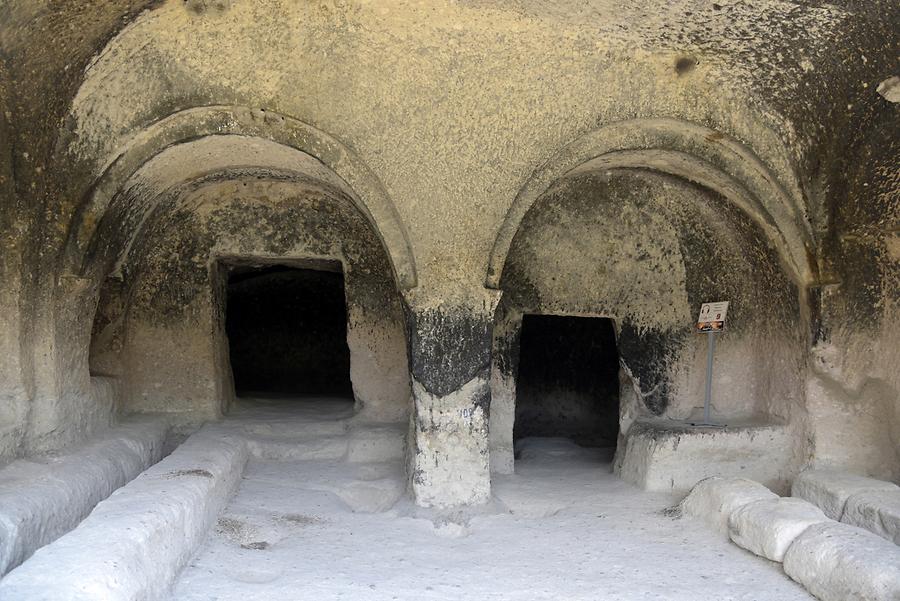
486;120;812;489
485;117;817;290
62;105;417;290
40;110;418;449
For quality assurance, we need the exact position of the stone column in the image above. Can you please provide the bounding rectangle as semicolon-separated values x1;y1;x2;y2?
489;304;521;474
403;288;500;508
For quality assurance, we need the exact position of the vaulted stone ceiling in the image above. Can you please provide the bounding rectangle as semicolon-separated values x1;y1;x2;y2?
0;0;897;494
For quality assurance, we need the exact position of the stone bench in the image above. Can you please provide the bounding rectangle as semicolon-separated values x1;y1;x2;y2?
0;424;247;601
0;416;168;576
680;476;900;601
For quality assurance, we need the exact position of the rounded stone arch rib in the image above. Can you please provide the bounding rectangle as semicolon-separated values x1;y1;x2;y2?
64;105;417;289
486;117;816;289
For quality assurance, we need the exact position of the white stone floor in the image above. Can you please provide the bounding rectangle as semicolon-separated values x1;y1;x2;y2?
169;404;814;601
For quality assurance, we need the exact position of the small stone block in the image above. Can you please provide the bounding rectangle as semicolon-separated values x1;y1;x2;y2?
792;469;899;520
680;476;778;537
842;490;900;545
728;497;830;562
783;521;900;601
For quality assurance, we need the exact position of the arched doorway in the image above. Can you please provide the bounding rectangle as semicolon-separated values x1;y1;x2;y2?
489;165;805;483
73;130;414;426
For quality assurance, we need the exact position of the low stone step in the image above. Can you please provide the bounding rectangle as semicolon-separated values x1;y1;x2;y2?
246;435;349;461
241;419;350;439
347;424;406;463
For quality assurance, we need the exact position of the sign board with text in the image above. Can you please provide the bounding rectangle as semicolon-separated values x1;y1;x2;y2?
697;301;729;332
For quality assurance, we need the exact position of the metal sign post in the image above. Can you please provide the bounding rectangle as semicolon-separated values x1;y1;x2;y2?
692;301;728;428
702;330;716;425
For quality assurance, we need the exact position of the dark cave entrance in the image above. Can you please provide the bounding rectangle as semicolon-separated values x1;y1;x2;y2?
224;261;354;399
514;314;621;448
